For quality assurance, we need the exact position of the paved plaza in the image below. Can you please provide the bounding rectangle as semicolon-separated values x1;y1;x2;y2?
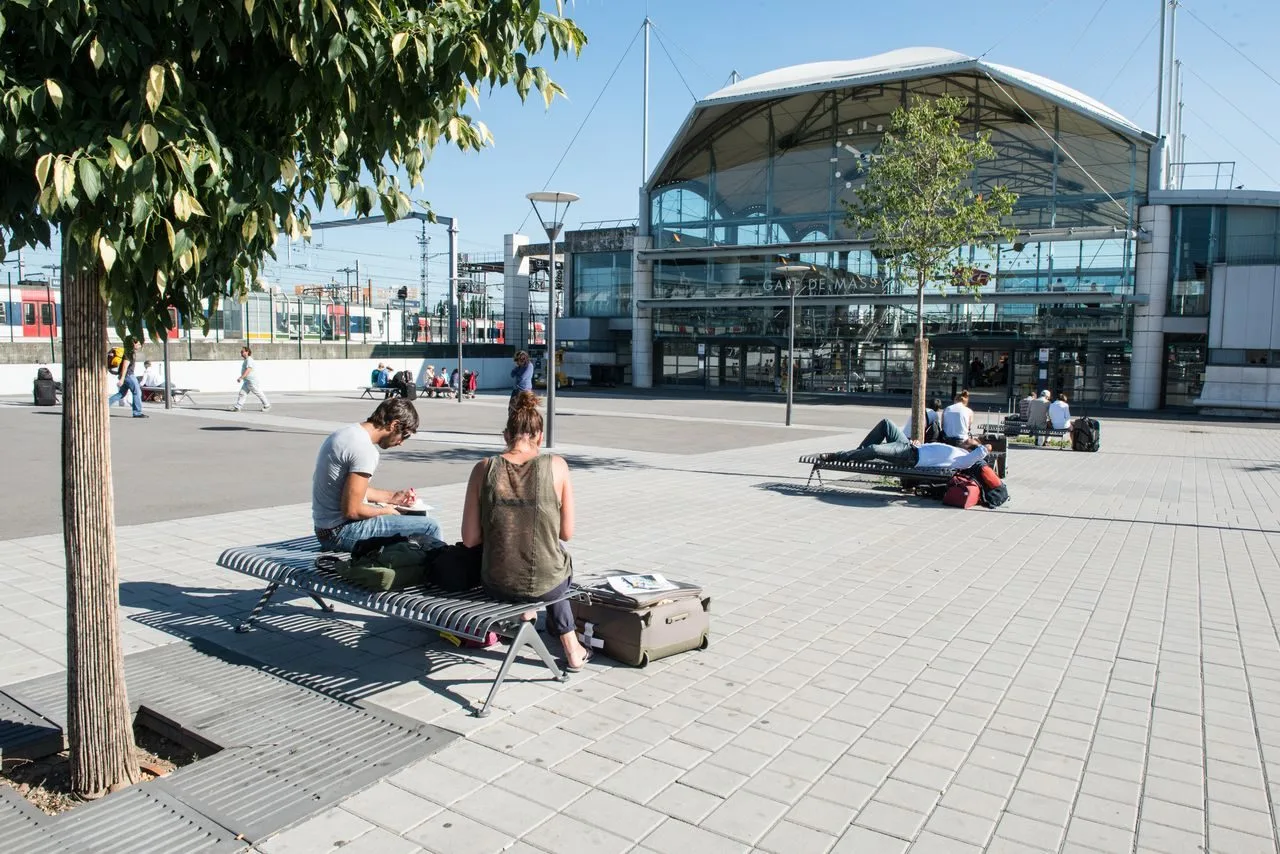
2;390;1279;853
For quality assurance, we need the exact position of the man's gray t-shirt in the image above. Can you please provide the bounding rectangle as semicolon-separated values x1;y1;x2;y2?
312;424;379;529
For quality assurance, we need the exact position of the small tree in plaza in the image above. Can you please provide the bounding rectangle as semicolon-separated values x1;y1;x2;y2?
845;95;1016;441
0;0;584;797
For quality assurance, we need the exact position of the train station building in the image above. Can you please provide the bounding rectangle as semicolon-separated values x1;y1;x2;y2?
508;47;1280;413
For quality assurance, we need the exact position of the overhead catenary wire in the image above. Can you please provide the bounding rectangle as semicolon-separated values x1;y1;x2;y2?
1099;15;1160;98
1066;0;1111;54
649;26;700;102
513;19;646;235
649;20;717;93
980;0;1062;58
1183;103;1280;186
1183;66;1280;155
1181;3;1280;93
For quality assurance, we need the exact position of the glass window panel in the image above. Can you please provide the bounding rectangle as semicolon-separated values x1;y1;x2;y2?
572;251;632;317
1168;207;1213;316
1224;207;1279;264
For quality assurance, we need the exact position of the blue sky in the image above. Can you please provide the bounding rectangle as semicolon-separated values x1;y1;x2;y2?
8;0;1279;308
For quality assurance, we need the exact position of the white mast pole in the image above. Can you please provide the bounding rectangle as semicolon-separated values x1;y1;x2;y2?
642;17;651;184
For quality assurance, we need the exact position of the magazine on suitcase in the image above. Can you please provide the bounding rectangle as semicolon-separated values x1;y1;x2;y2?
572;573;710;667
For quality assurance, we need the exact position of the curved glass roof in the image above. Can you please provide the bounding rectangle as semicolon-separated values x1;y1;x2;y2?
647;46;1154;239
701;47;1147;139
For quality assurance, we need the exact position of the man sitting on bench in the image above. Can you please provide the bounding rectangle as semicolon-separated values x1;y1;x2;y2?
313;397;443;552
822;419;990;469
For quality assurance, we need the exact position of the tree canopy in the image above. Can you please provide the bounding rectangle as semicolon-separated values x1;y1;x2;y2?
0;0;586;338
846;95;1016;296
844;94;1017;441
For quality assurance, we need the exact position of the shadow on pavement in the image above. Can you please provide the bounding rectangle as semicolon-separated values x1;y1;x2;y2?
755;480;922;508
394;445;645;472
118;580;566;714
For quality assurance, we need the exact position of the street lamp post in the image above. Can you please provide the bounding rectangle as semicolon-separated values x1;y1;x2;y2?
526;191;579;448
775;264;812;427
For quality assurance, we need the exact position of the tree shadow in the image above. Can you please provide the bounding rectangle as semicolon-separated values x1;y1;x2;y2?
393;445;645;471
117;580;568;715
755;480;928;509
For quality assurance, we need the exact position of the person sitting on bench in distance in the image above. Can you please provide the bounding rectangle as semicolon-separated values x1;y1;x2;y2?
460;390;591;673
903;398;944;442
941;389;982;448
1050;391;1077;438
822;418;991;469
312;397;442;552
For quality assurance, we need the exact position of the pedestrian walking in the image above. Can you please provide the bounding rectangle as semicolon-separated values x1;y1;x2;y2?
510;350;533;414
232;346;271;412
108;339;148;418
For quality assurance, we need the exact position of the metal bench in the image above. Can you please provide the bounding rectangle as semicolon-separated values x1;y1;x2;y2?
358;385;394;400
799;454;964;490
217;536;570;717
793;450;1003;491
999;417;1069;446
142;385;198;406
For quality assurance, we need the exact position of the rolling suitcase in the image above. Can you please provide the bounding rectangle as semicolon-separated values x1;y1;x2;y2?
571;577;710;667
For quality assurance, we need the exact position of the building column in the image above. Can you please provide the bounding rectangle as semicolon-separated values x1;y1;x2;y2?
1129;205;1171;410
631;234;654;388
503;233;530;352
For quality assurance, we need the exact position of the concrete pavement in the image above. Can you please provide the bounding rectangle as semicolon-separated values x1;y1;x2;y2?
2;392;1279;852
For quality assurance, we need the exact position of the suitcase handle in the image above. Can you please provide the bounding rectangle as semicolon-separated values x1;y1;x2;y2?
666;613;688;624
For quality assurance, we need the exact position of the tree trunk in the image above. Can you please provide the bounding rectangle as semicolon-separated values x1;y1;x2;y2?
62;242;139;798
911;281;928;442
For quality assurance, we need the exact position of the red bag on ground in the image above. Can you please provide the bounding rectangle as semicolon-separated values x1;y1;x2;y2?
943;474;981;509
974;464;1002;490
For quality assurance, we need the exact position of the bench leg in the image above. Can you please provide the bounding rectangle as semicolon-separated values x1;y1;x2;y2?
309;593;335;613
476;620;565;718
236;582;281;633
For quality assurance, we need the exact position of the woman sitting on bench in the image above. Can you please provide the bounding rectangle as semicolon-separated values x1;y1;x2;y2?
824;419;991;469
460;391;591;672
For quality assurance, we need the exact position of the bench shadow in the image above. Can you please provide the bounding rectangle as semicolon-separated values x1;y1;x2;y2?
118;580;568;715
755;480;928;508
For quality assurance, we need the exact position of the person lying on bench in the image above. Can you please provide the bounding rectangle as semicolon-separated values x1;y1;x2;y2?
312;397;442;552
822;419;990;468
460;391;592;673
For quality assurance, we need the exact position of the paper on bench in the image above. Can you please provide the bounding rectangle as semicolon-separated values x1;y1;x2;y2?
606;573;679;596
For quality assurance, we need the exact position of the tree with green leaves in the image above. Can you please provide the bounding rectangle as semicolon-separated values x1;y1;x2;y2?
0;0;584;798
845;95;1017;441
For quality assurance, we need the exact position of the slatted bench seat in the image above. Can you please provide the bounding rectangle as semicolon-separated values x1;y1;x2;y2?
142;386;198;406
358;385;394;399
798;454;964;490
999;417;1069;445
217;536;570;717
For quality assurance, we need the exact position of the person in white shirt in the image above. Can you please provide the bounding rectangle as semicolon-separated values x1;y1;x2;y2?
141;360;163;388
1049;392;1075;431
232;346;271;412
823;419;990;469
941;390;980;448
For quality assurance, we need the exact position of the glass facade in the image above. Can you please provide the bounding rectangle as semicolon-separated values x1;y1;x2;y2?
650;75;1145;251
641;66;1151;404
572;251;632;317
1168;204;1280;317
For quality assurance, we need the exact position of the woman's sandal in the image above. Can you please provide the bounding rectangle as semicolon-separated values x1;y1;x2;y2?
564;650;593;673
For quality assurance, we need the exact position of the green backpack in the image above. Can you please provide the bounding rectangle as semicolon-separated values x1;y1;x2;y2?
326;539;438;592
